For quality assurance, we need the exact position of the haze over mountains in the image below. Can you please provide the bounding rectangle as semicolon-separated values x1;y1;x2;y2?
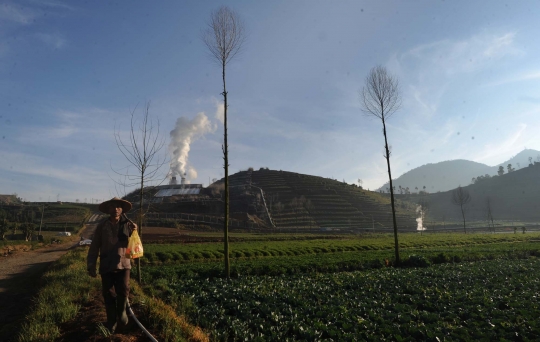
378;149;540;193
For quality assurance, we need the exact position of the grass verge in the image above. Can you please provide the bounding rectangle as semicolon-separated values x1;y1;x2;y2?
17;248;99;342
131;281;209;342
16;248;208;342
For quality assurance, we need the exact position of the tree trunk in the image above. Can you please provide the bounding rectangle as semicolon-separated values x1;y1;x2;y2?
137;177;143;283
382;116;400;264
461;205;466;234
222;62;230;279
39;205;44;238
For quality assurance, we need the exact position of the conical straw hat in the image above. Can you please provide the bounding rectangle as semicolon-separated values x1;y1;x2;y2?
98;197;132;213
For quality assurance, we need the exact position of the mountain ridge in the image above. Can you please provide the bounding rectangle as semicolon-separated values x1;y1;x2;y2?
378;149;540;193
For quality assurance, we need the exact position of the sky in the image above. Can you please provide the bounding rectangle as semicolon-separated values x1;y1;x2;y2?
2;0;540;202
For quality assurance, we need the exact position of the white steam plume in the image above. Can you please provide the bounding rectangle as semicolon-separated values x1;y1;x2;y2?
416;205;426;231
213;98;225;124
169;112;216;182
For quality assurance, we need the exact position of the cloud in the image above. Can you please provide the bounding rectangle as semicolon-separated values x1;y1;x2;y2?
0;150;107;185
473;123;527;164
212;97;224;124
402;31;520;75
28;0;76;11
0;3;36;24
520;96;540;104
391;31;521;120
36;32;66;49
485;70;540;87
24;125;78;142
0;0;75;26
483;32;516;57
15;107;122;145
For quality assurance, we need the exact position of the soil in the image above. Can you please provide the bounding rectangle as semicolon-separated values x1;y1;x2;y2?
0;215;154;342
56;287;151;342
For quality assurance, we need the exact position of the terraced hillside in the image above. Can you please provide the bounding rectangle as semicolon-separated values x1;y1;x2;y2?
226;169;418;231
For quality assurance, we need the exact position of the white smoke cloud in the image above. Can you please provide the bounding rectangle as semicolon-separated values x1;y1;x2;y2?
186;167;198;181
416;205;426;231
169;112;216;182
213;98;225;124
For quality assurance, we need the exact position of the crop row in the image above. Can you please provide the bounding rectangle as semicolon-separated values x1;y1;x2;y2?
149;258;540;341
142;233;540;265
139;241;540;280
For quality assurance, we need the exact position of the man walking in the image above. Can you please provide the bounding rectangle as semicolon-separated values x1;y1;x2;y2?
87;197;137;333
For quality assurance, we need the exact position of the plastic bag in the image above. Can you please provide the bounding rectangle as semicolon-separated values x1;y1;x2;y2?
126;230;144;259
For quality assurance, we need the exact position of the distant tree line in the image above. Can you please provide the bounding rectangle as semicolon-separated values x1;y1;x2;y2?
0;207;37;241
471;163;519;184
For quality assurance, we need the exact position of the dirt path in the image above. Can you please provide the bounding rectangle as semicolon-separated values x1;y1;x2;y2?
0;214;102;341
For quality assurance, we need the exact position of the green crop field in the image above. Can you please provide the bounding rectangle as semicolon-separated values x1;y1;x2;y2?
142;233;540;266
161;259;540;341
138;233;540;341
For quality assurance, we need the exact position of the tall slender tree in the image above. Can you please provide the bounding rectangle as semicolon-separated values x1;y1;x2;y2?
114;102;168;282
202;6;246;278
360;65;402;263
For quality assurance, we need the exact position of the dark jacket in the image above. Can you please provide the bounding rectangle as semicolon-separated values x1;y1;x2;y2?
87;218;131;274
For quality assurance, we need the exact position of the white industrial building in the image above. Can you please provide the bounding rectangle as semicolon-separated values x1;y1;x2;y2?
153;176;203;200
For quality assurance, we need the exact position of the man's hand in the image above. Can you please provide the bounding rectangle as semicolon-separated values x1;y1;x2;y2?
129;222;138;232
88;269;97;278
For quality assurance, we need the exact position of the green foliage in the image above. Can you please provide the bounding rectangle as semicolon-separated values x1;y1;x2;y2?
402;254;430;268
142;233;540;266
20;222;35;241
160;259;540;341
0;204;89;241
146;218;182;228
0;217;8;240
137;232;540;340
140;238;540;281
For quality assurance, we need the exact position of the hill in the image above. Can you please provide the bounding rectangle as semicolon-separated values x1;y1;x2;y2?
404;162;540;224
143;169;419;231
378;149;540;193
246;169;417;230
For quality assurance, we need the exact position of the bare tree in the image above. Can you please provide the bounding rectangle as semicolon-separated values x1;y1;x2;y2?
451;186;471;233
360;65;402;263
114;101;168;282
202;6;246;278
486;197;495;233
